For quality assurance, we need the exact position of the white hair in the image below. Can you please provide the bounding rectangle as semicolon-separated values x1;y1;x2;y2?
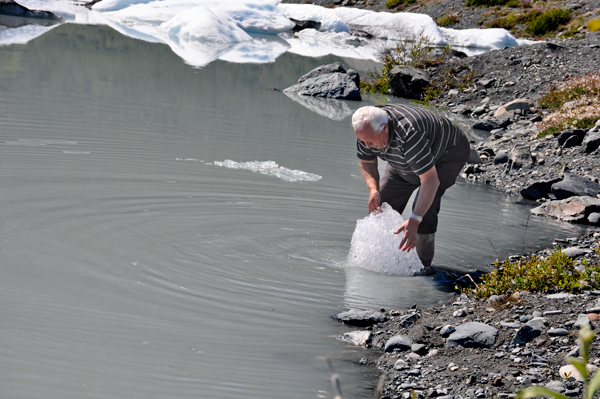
352;106;388;134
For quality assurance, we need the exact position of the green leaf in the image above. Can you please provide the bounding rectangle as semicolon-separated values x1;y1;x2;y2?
515;386;569;399
568;357;589;382
587;368;600;399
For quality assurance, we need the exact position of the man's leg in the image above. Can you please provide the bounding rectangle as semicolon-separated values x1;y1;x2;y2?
412;133;471;269
379;164;420;214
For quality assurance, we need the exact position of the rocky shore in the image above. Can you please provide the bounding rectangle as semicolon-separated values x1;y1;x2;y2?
278;0;600;396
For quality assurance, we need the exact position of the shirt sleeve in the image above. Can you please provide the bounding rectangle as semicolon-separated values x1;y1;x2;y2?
403;126;435;175
356;139;377;161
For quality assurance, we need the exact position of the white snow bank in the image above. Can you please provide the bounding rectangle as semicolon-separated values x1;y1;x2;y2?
346;203;423;276
440;27;519;49
213;160;322;182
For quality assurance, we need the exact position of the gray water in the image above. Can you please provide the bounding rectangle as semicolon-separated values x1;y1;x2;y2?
0;24;585;399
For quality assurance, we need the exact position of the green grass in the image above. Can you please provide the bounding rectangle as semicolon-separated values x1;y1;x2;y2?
462;248;600;299
589;19;600;32
437;13;460;27
385;0;416;9
525;7;571;36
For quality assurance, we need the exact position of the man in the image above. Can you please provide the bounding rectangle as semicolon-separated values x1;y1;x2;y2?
352;104;470;272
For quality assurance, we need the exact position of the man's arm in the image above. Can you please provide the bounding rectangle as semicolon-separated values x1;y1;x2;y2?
360;159;381;214
394;166;440;252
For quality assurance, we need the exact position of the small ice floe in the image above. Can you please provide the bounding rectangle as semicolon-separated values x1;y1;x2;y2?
213;160;322;182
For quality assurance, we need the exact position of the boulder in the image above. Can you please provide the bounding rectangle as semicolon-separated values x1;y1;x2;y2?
388;66;430;100
520;178;562;200
446;322;498;348
551;172;600;200
494;150;509;165
341;331;372;346
583;132;600;153
473;120;501;131
284;62;361;100
494;99;534;118
0;0;62;19
557;129;586;148
332;309;387;327
384;335;413;352
531;196;600;224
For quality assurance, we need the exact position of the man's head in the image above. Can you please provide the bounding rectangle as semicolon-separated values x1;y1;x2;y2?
352;106;389;149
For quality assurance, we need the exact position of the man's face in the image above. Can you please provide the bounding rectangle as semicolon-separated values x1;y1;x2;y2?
355;123;388;149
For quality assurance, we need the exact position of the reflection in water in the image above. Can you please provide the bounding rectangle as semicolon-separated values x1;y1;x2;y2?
283;92;355;121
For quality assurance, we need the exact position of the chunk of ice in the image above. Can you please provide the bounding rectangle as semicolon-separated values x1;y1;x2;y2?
213;160;322;182
346;203;423;276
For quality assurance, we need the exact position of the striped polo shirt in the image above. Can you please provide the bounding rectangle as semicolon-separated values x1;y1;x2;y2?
356;104;462;176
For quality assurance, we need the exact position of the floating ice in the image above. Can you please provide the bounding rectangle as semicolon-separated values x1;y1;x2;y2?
1;0;530;67
213;160;322;182
347;203;423;276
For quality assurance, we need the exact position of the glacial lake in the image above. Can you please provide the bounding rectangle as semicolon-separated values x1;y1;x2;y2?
0;23;585;399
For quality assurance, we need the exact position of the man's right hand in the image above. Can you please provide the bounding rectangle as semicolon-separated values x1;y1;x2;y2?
368;191;381;214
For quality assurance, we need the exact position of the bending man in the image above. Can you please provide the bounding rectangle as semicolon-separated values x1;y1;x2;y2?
352;104;470;272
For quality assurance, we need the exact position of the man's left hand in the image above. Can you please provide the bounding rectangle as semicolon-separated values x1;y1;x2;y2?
394;218;419;252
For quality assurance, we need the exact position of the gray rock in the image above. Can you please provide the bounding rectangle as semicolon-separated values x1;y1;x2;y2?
284;63;361;100
532;311;543;317
453;308;467;318
566;347;580;357
548;328;569;336
494;150;509;165
473;120;501;131
543;310;563;316
333;309;387;327
551;172;600;200
494;99;534;117
557;129;586;147
384;335;413;352
583;132;600;153
440;325;456;336
546;381;566;393
508;145;534;170
520;178;562;200
562;247;585;258
589;213;600;224
531;354;548;365
546;293;576;299
446;322;498;348
388;66;430;100
531;196;600;224
407;369;421;376
411;343;428;355
501;321;521;328
394;359;409;370
513;319;546;345
519;315;533;323
574;314;592;330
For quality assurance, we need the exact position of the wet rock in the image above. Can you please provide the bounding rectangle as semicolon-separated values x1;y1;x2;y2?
473;120;501;131
551;172;600;200
284;62;361;100
388;66;430;100
446;322;498;348
333;309;387;327
494;150;509;165
384;335;412;352
531;196;600;224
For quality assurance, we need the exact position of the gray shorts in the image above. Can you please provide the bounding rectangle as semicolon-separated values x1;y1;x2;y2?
379;132;471;235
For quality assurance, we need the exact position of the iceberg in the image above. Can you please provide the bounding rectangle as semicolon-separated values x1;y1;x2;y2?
347;203;423;276
0;0;532;67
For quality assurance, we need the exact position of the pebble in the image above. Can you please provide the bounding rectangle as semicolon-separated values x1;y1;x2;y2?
543;310;563;316
548;328;569;336
394;359;409;370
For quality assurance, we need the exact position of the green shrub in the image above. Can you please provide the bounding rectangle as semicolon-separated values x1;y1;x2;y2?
525;8;572;36
462;248;600;299
385;0;415;9
437;13;460;27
